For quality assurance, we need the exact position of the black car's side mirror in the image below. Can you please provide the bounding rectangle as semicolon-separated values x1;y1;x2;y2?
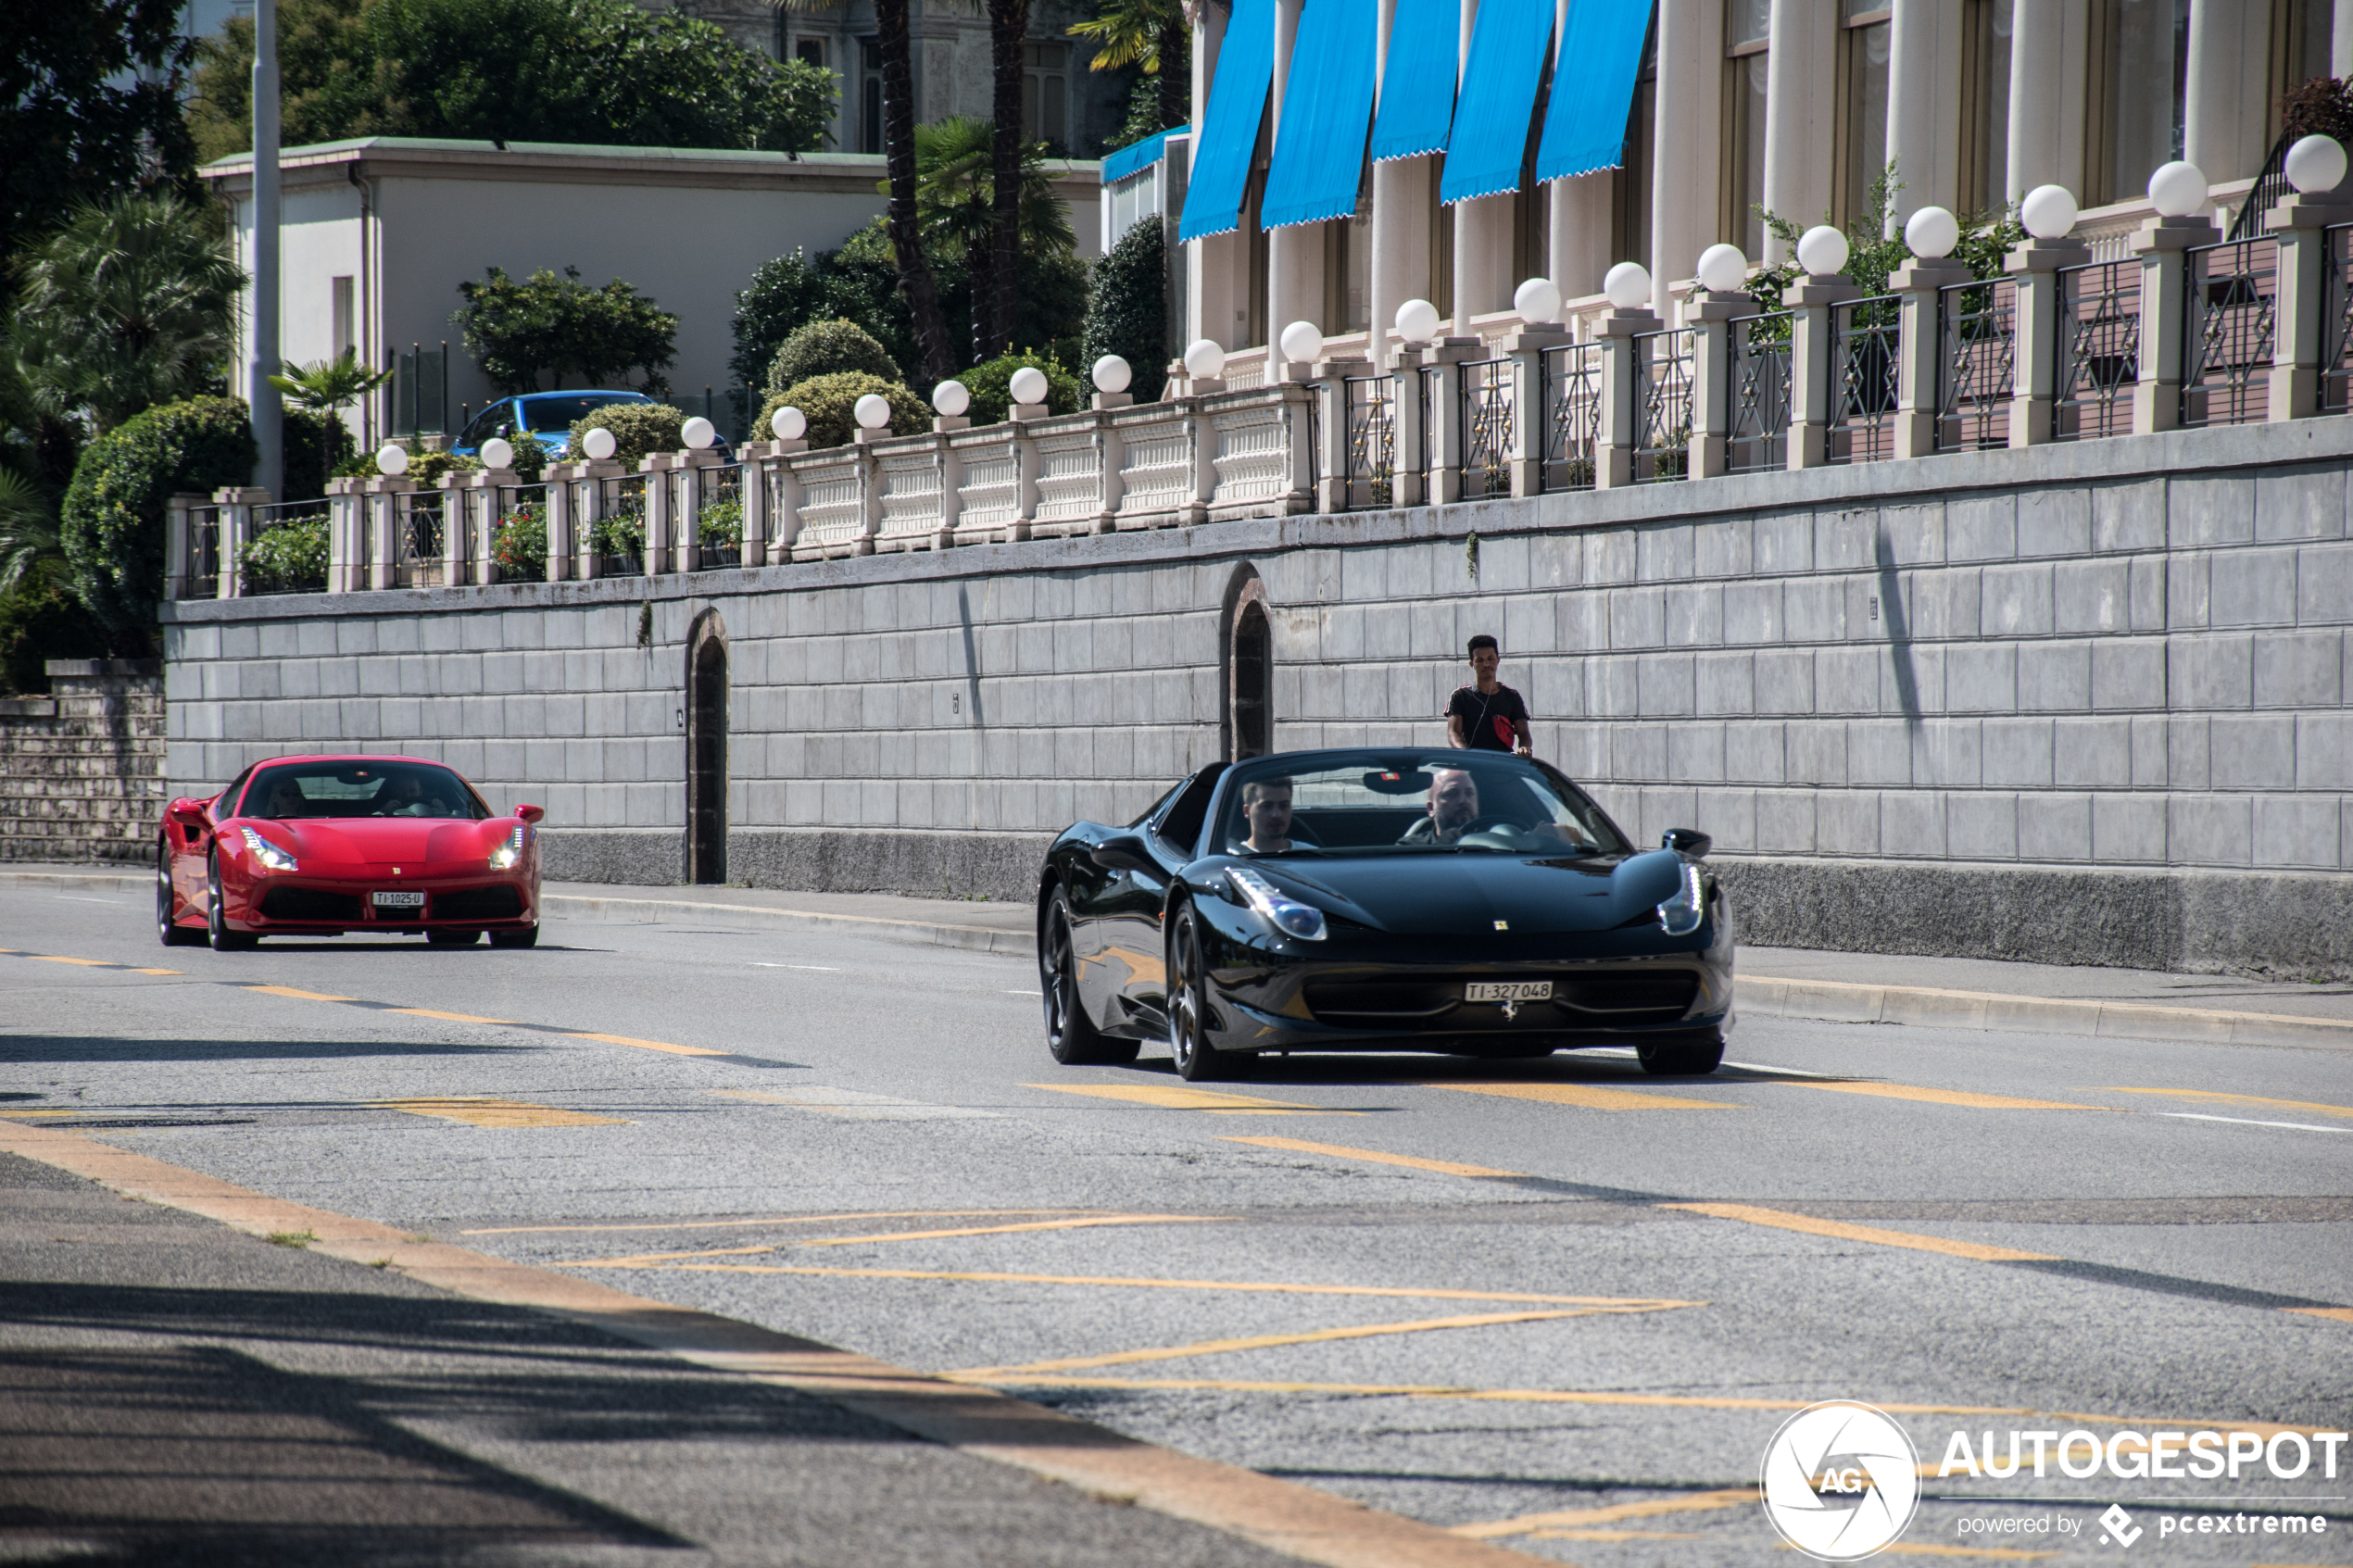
1662;828;1713;859
1088;833;1157;874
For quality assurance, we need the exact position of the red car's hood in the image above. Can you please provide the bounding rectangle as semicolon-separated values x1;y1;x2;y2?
256;818;511;867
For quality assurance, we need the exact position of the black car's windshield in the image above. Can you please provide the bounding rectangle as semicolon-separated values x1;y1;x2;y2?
520;394;645;433
242;761;489;821
1214;752;1629;858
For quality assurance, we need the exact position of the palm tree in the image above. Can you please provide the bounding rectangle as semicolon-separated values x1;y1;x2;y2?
0;467;65;597
6;194;245;434
770;0;954;382
1071;0;1189;138
983;0;1030;359
267;346;391;415
911;116;1078;358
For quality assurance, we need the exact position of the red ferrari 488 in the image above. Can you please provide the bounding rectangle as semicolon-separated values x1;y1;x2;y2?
158;755;544;950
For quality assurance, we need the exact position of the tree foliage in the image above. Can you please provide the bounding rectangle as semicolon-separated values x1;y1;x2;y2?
269;346;391;413
567;401;683;468
188;0;836;163
59;395;257;656
765;319;902;394
758;372;925;449
0;1;200;282
6;194;245;434
1071;0;1186;145
1081;217;1167;401
451;265;677;395
956;351;1082;425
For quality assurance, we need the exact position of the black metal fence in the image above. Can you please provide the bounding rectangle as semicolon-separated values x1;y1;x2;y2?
1632;329;1694;482
592;474;647;576
1539;343;1603;492
1826;295;1900;464
695;464;745;570
1457;358;1514;501
1936;276;2015;451
1340;376;1395;510
2183;237;2277;429
1727;313;1793;474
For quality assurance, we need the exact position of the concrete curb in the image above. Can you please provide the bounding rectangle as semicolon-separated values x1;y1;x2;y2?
9;870;2347;1051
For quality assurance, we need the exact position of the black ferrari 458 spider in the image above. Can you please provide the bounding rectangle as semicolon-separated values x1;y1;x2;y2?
1035;747;1734;1081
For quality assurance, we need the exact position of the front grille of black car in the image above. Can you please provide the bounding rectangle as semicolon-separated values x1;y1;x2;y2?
258;886;363;922
1303;970;1701;1028
433;884;524;922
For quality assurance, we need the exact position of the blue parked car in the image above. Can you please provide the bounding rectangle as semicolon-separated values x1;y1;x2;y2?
452;390;731;462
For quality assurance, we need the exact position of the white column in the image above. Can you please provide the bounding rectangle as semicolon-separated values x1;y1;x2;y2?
1550;174;1613;303
2336;0;2353;78
1651;0;1724;315
1266;0;1317;359
2184;0;2273;188
1370;158;1430;364
2006;0;2088;201
1885;0;1963;227
1185;1;1240;349
1762;0;1834;268
1453;195;1513;331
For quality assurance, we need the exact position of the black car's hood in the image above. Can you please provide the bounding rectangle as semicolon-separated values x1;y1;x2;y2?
1229;849;1686;936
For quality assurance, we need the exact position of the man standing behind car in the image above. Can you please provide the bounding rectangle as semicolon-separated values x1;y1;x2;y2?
1445;635;1531;757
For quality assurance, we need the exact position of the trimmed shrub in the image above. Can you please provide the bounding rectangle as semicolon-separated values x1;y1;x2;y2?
283;407;356;502
758;373;926;449
765;318;903;394
570;401;686;468
1082;219;1168;402
506;430;549;483
404;449;483;486
60;395;257;655
0;579;109;696
959;352;1083;426
238;511;330;594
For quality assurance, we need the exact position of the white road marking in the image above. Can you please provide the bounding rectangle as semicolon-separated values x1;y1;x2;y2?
54;897;128;905
750;962;838;971
1720;1060;1848;1079
1007;989;1043;997
718;1086;999;1121
2159;1112;2351;1135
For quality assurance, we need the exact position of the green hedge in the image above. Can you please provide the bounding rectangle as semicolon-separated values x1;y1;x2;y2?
238;511;330;594
758;373;926;449
959;352;1083;425
60;395;257;655
1082;219;1168;403
570;402;685;468
765;318;902;393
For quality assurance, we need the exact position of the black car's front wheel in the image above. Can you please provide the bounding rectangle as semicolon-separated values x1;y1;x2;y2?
1636;1028;1724;1076
1168;904;1252;1082
1041;892;1137;1066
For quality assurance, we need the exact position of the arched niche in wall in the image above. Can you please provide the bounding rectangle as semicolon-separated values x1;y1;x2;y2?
685;608;729;885
1220;565;1273;762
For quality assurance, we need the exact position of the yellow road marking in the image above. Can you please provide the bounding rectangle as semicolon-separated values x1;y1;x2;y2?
1030;1083;1339;1113
1454;1488;1753;1538
1533;1528;1706;1542
558;1261;1697;1309
575;1214;1226;1265
464;1210;1095;1236
1219;1135;1526;1178
565;1030;726;1057
2285;1307;2353;1323
388;1007;518;1024
1793;1082;2104;1111
246;985;357;1002
1665;1202;2060;1263
946;1309;1604;1379
1437;1080;1736;1111
2099;1086;2353;1121
238;982;715;1056
131;968;184;976
0;1110;80;1118
380;1097;629;1128
31;955;114;967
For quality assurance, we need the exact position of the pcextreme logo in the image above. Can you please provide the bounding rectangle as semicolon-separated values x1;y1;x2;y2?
1760;1401;1924;1562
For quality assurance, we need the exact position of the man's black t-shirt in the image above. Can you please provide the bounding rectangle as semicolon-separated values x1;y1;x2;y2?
1448;683;1529;752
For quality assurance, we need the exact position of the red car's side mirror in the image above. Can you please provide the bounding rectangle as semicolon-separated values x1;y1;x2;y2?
515;804;545;824
168;799;209;828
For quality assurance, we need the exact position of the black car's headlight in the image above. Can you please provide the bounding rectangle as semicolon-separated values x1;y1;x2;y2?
240;826;296;872
1656;863;1705;935
488;823;528;870
1228;865;1327;942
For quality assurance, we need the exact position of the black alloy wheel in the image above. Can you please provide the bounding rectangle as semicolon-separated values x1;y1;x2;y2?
157;839;202;947
1635;1028;1725;1076
426;929;482;947
1167;904;1251;1082
1041;891;1137;1066
207;853;257;951
488;924;538;949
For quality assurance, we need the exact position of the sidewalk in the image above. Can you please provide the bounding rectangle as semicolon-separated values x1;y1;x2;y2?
6;864;2348;1051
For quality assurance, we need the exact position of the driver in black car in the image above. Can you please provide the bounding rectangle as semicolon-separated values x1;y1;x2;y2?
1397;768;1480;845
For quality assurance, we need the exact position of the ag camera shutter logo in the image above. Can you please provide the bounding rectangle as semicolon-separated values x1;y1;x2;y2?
1760;1401;1923;1561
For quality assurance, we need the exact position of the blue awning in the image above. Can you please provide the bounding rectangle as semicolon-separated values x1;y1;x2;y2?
1261;0;1378;229
1177;0;1275;242
1102;124;1188;185
1534;0;1651;182
1438;0;1554;205
1367;0;1458;164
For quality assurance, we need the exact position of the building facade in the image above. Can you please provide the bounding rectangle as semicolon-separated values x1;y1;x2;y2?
1178;0;2353;363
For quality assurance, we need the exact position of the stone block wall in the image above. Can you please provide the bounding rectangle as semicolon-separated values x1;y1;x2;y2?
162;416;2353;975
0;661;167;863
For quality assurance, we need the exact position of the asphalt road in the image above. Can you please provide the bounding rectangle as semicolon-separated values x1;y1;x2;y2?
3;884;2349;1566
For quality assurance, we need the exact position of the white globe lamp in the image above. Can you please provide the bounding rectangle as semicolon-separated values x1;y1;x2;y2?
581;427;617;462
478;437;513;470
2147;160;2208;218
1904;206;1960;259
770;406;806;442
1008;366;1050;407
932;379;970;417
2020;184;2078;240
853;393;892;430
1278;320;1323;364
1695;244;1749;295
1604;261;1652;309
681;416;715;449
1183;338;1228;380
1796;225;1849;277
1394;298;1441;345
1513;276;1562;324
1090;355;1131;394
2287;134;2348;194
374;444;409;476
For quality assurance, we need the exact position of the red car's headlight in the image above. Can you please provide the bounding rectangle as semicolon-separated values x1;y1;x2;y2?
488;823;528;871
240;826;297;872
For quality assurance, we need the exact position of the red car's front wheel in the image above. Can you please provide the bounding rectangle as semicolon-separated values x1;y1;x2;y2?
157;839;204;947
206;852;257;951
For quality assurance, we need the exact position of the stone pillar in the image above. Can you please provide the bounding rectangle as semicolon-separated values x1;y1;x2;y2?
2003;234;2090;446
1785;276;1857;469
673;448;722;571
543;461;577;583
2183;0;2271;187
2267;194;2353;421
2006;0;2086;201
1181;393;1217;525
470;469;514;584
1889;257;1971;458
1499;327;1567;496
1452;194;1513;335
1591;307;1655;488
1651;0;1723;311
1684;294;1742;479
213;486;266;597
763;443;809;558
1369;157;1431;367
1408;336;1479;501
1313;359;1361;512
1389;356;1427;508
1002;405;1042;543
164;493;198;600
359;478;409;590
2131;215;2219;434
638;454;675;575
1763;0;1834;268
434;474;467;585
1886;0;1963;226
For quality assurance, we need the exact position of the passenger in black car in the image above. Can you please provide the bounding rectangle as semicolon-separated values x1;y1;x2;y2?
1237;776;1302;853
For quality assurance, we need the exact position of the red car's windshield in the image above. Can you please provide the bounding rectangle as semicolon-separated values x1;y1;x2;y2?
242;762;489;821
